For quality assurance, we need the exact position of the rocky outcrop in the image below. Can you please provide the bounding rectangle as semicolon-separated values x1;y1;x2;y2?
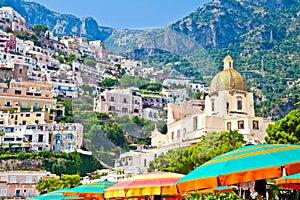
0;0;113;40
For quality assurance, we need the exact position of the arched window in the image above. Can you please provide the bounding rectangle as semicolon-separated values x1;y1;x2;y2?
237;96;243;110
66;133;74;140
211;99;215;112
55;134;62;144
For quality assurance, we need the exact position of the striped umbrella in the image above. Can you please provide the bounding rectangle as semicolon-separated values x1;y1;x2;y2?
104;171;184;198
275;172;300;190
31;188;83;200
63;180;116;199
176;144;300;193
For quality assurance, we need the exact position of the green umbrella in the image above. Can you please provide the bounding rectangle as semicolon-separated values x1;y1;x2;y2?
31;188;83;200
176;144;300;194
63;180;116;199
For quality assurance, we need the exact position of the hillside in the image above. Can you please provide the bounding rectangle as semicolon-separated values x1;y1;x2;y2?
0;0;113;40
1;0;299;118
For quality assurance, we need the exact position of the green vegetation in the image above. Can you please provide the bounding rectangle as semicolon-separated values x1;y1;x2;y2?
163;130;246;174
0;151;101;176
119;75;149;88
265;109;300;144
32;24;48;36
36;174;81;195
100;77;118;88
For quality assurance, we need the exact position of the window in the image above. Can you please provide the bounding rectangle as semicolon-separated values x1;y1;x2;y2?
66;133;74;140
144;159;147;167
66;143;73;150
253;120;259;129
26;176;32;183
38;135;43;142
26;114;30;117
10;176;16;183
227;122;232;130
133;109;139;113
33;103;39;108
123;98;127;103
237;97;243;110
238;120;244;129
177;130;180;138
14;90;21;94
36;113;41;117
15;189;20;197
193;117;198;130
171;131;174;140
122;108;128;113
211;101;215;112
28;189;33;197
22;102;27;108
5;101;11;106
226;102;229;113
149;112;153;118
55;134;62;143
1;189;7;197
110;96;115;102
109;106;115;111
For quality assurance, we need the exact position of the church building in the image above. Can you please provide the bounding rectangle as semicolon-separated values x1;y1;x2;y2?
153;54;268;148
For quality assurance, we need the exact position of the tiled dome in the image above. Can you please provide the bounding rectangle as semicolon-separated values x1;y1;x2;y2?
210;55;248;93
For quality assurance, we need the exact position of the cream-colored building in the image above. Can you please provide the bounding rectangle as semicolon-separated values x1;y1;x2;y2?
0;80;59;124
166;55;267;144
39;123;84;153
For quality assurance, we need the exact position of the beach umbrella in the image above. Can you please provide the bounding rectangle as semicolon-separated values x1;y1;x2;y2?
198;186;235;194
63;180;116;199
31;188;83;200
275;172;300;190
104;171;184;198
176;144;300;194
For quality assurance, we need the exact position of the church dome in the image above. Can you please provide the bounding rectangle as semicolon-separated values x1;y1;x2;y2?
210;55;248;93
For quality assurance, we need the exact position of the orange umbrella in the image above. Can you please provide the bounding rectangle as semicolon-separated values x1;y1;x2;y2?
63;180;115;199
176;144;300;193
104;171;184;199
275;173;300;190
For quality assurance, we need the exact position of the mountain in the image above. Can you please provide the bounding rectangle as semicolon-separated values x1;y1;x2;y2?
105;0;300;119
170;0;299;48
0;0;113;40
1;0;299;118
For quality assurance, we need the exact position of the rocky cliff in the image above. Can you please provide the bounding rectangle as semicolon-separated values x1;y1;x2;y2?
0;0;113;40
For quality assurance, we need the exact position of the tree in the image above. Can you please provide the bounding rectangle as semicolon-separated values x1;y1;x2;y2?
81;84;95;96
265;110;300;144
33;24;48;36
60;174;81;188
164;130;246;174
100;78;118;88
148;148;185;172
36;177;62;195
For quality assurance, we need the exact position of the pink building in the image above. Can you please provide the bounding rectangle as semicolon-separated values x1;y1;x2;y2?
0;30;17;53
94;87;143;118
0;171;58;199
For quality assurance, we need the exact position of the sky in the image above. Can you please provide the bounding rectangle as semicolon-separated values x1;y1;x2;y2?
26;0;211;29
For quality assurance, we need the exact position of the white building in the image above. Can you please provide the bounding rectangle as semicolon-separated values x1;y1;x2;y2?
115;54;270;175
0;7;26;32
